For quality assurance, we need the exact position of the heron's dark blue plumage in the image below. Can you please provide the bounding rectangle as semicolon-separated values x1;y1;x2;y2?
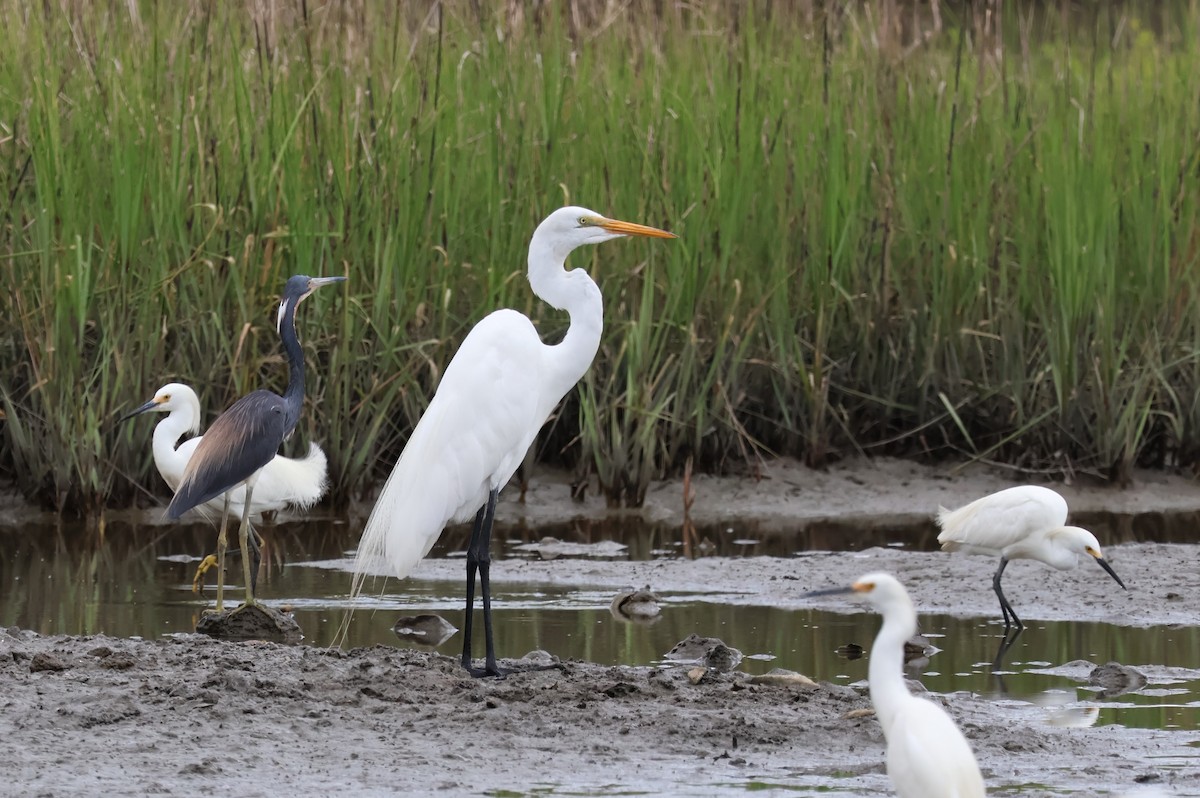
166;274;345;521
166;391;288;518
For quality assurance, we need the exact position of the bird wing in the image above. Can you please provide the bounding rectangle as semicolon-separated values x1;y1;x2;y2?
885;700;985;798
353;310;547;586
936;486;1068;556
167;390;288;518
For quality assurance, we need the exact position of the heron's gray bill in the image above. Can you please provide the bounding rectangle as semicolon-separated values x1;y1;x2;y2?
118;399;159;424
804;585;856;599
1096;557;1127;590
311;276;347;286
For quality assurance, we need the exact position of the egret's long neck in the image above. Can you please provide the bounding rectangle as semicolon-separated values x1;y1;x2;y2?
527;233;604;400
867;597;918;735
152;407;198;486
278;296;306;437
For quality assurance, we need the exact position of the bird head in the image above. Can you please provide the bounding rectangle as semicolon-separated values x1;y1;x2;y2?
537;206;676;253
119;383;201;433
1064;526;1127;590
806;571;909;609
277;274;347;332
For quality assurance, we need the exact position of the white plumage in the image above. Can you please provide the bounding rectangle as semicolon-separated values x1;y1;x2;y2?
816;572;986;798
352;206;674;676
127;382;328;520
936;485;1125;630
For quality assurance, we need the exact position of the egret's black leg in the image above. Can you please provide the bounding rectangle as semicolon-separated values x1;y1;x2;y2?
462;490;502;676
460;500;489;672
476;488;502;676
992;558;1023;632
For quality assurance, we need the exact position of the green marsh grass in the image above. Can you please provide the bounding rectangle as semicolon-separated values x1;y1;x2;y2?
2;2;1200;513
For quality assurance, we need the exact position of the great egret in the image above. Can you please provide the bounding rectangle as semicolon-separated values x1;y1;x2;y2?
936;485;1126;631
121;382;328;595
808;572;986;798
167;274;345;609
352;206;675;677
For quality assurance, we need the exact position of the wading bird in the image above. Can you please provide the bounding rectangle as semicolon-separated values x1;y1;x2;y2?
121;382;328;593
936;485;1126;632
808;573;986;798
167;274;345;610
352;207;674;677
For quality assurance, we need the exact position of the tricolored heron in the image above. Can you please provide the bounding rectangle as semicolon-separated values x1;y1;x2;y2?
167;274;345;610
121;382;328;594
351;207;674;677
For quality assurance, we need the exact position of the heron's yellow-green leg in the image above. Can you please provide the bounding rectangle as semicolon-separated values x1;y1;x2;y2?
238;482;257;606
214;494;231;612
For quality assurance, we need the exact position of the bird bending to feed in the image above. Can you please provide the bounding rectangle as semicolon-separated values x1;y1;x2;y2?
121;382;328;592
167;274;345;611
936;485;1126;631
808;572;986;798
352;206;675;677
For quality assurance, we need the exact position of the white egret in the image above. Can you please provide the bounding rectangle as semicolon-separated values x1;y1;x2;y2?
166;275;345;609
809;572;986;798
936;485;1126;631
352;206;675;677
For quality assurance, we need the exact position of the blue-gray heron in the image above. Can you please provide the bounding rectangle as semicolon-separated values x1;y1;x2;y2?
121;382;328;594
350;207;674;677
167;274;345;609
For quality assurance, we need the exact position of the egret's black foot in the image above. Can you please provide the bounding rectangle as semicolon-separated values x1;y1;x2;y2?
462;658;564;679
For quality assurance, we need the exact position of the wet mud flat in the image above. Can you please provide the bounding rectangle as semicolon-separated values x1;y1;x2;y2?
1;626;1195;797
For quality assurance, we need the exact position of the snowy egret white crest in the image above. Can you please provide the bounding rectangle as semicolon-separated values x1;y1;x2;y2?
807;572;987;798
351;206;674;677
936;485;1126;631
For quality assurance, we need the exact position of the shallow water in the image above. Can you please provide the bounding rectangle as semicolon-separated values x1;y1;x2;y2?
2;513;1197;736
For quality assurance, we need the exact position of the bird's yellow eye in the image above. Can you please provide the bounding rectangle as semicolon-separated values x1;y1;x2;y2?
578;216;590;226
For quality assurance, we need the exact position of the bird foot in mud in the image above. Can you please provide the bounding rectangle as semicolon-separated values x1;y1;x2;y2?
191;555;219;595
462;652;564;679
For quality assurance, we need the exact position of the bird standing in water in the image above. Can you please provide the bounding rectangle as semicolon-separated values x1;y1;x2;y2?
168;274;345;610
808;572;986;798
121;382;328;593
352;207;674;677
936;485;1126;632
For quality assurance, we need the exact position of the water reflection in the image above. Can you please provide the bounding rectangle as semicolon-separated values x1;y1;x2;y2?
0;514;1197;734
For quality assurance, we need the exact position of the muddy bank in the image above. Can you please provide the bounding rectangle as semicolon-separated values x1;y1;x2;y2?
355;541;1195;629
0;628;1193;797
500;457;1200;531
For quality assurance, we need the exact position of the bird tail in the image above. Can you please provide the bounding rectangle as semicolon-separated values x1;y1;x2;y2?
269;442;329;510
935;504;965;551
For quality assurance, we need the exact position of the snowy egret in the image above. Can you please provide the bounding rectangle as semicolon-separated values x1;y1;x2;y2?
352;207;674;677
808;572;986;798
167;274;345;609
121;382;328;593
937;485;1126;631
